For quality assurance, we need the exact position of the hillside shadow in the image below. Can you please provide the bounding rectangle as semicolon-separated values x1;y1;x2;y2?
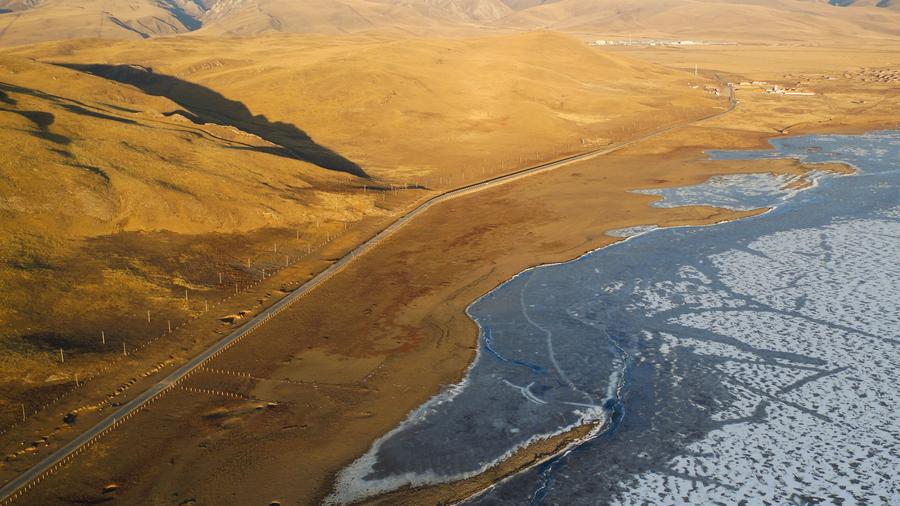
0;81;114;144
1;81;139;131
56;63;368;178
4;108;70;144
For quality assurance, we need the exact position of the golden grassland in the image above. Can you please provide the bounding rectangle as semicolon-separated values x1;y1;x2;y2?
0;32;898;505
6;31;718;176
0;31;717;437
621;43;900;136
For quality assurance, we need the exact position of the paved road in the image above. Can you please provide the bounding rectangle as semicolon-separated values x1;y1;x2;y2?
0;84;735;504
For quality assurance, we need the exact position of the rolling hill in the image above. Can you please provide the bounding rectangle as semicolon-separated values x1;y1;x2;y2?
0;30;721;411
0;0;213;46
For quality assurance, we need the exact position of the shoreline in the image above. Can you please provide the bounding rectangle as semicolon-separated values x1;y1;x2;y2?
445;127;900;504
298;134;828;505
339;130;866;505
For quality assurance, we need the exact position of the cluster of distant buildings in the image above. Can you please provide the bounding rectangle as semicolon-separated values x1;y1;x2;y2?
686;79;817;98
735;81;816;96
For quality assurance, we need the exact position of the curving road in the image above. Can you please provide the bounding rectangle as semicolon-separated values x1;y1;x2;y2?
0;83;735;505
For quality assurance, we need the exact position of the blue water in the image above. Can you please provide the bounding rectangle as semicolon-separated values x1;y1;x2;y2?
331;131;900;505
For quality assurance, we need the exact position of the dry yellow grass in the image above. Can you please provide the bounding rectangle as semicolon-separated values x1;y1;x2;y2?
0;0;202;47
0;30;719;432
613;43;900;135
7;31;718;179
0;52;385;432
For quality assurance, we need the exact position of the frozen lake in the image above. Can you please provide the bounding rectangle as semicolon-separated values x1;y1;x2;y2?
330;131;900;505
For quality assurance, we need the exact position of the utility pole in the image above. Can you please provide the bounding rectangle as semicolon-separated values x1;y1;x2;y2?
75;373;79;387
59;348;64;363
122;342;127;356
219;272;223;284
101;331;106;345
